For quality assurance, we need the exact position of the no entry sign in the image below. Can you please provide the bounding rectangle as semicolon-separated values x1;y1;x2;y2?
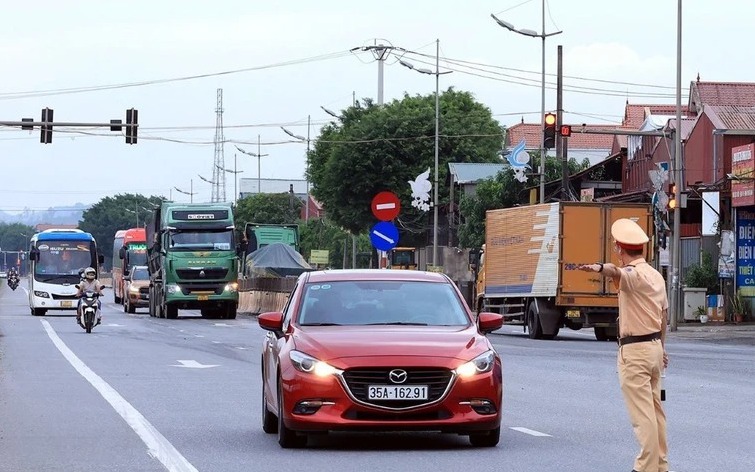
371;191;401;221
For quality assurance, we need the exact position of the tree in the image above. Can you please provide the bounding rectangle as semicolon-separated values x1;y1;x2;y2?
234;193;303;232
0;222;35;269
457;154;591;248
78;194;165;267
308;89;503;246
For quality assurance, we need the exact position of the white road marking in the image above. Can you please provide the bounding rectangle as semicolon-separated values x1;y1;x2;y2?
171;360;219;369
193;334;204;338
41;320;198;472
235;347;248;350
509;426;552;437
213;323;232;327
211;341;222;344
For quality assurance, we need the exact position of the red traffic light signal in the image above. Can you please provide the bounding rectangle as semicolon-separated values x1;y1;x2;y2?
559;125;572;137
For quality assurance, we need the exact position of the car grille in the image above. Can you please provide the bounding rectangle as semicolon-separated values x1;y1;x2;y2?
340;368;454;410
51;294;78;300
139;287;149;295
175;268;228;280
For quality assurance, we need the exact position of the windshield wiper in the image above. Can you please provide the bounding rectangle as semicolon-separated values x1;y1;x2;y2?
365;322;429;326
301;322;342;326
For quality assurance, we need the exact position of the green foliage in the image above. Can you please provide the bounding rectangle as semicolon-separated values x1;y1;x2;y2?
0;222;36;269
729;291;748;317
78;194;165;266
684;251;719;294
234;193;302;233
456;153;590;248
298;219;375;269
307;89;503;243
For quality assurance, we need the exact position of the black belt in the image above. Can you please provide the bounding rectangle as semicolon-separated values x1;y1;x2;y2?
618;331;661;346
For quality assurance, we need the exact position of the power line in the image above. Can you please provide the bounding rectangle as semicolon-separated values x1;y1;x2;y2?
0;50;359;101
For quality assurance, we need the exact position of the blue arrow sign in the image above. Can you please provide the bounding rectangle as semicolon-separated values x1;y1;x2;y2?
369;221;399;252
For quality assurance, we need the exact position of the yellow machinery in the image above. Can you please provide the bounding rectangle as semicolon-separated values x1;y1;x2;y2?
389;247;418;270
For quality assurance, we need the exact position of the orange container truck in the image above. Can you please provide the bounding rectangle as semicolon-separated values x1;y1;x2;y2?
472;202;654;341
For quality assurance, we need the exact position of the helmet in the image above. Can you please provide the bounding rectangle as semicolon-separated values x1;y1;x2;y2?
84;267;96;280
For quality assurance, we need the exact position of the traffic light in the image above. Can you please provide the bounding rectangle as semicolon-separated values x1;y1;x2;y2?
668;185;677;210
559;125;572;137
126;108;138;144
543;112;556;149
40;108;53;144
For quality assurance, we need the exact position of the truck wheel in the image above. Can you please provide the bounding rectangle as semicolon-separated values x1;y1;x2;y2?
166;304;178;319
527;304;543;339
148;289;155;317
225;303;237;320
595;327;609;341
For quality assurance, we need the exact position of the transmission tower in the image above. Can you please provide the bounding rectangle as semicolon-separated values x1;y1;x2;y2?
211;88;227;202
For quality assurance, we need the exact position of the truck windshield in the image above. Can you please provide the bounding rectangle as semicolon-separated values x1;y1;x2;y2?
169;230;234;251
127;249;147;266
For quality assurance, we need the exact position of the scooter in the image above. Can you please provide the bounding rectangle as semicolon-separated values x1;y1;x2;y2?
76;285;104;334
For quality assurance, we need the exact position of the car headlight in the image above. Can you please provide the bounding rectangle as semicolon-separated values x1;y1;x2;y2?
129;286;140;293
34;291;50;298
166;284;181;294
289;350;342;377
224;282;238;292
454;350;496;378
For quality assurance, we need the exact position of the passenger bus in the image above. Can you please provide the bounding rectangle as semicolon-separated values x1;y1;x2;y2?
112;228;147;304
27;229;104;316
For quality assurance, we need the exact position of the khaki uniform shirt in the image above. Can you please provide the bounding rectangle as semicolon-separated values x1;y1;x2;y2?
616;258;668;337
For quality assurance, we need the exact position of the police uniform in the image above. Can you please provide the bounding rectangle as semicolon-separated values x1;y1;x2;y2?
612;218;668;472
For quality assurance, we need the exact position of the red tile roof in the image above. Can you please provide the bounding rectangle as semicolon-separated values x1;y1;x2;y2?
622;103;691;129
507;123;614;150
692;82;755;109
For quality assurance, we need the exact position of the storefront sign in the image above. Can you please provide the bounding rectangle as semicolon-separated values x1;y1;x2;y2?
732;144;755;207
736;210;755;296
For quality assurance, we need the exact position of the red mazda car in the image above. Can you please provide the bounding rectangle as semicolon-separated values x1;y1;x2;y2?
258;269;504;448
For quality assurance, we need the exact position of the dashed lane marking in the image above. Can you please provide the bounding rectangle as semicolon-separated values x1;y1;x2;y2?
509;427;552;437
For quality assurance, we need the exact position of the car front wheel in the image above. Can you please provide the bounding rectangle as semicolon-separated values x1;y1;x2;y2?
469;426;500;447
277;380;306;448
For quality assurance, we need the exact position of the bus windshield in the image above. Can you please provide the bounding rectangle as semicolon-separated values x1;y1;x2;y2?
35;240;93;281
168;230;233;251
127;248;148;266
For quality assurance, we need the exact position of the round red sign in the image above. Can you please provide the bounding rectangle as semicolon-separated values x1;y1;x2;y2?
371;191;401;221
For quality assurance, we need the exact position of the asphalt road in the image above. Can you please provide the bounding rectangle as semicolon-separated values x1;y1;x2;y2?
1;280;753;472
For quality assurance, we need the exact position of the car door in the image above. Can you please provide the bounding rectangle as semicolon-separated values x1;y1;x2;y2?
264;281;300;411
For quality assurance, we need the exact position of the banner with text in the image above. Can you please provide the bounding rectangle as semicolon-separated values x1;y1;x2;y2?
736;209;755;296
732;143;755;207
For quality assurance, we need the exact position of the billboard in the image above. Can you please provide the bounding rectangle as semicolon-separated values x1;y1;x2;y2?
732;143;755;207
736;209;755;296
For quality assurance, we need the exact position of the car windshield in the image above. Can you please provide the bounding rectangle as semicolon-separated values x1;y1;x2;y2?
297;280;470;327
131;267;149;280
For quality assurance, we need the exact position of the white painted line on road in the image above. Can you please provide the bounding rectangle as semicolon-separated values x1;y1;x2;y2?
193;334;204;338
211;341;222;344
213;323;232;327
509;427;552;437
235;347;248;350
41;320;198;472
171;360;219;369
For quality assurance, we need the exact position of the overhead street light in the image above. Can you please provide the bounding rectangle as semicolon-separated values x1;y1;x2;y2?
174;180;196;203
236;135;269;195
398;39;452;269
491;3;562;204
217;156;244;206
282;121;313;221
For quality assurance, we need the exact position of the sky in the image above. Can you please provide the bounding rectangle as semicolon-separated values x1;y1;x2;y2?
0;0;750;214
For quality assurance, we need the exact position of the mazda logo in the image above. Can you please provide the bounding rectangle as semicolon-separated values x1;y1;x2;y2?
388;369;408;384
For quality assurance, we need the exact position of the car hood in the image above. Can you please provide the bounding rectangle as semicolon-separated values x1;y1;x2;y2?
128;280;150;288
291;325;490;362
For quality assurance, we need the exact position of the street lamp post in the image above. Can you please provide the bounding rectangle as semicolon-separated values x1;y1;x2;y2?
281;124;312;221
174;180;196;203
216;154;244;206
491;2;562;203
236;135;269;195
399;39;452;268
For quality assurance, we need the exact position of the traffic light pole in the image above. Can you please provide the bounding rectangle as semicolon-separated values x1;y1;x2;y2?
0;108;138;144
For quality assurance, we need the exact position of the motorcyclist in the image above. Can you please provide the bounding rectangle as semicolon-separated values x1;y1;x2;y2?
7;267;19;287
76;267;103;326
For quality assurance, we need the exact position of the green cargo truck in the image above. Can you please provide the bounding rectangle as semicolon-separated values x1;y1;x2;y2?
146;202;240;319
242;223;300;277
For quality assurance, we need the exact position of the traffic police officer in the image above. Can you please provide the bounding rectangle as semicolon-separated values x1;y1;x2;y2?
579;218;669;472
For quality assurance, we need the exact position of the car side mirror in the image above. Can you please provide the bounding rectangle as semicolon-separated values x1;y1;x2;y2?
119;246;126;259
123;275;131;281
75;284;80;289
477;312;503;334
258;311;284;335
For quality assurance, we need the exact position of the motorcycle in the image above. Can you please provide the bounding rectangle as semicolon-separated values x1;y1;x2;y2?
7;274;19;291
76;285;104;334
